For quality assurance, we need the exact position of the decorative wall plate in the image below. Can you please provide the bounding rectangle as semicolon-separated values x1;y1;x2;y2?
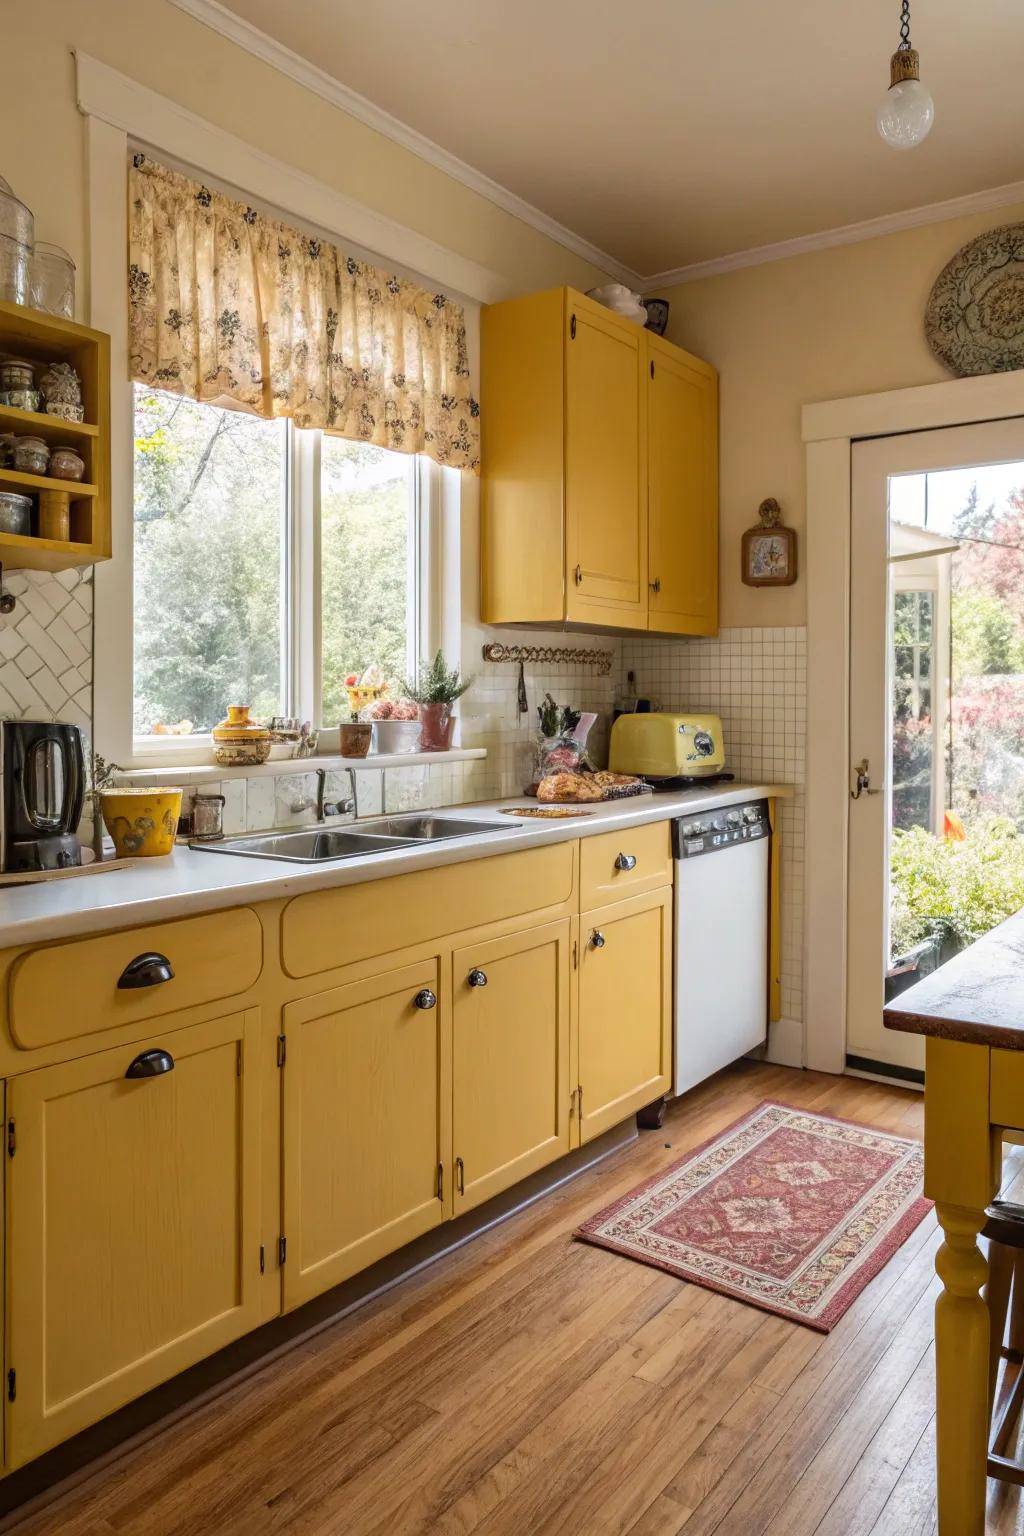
925;222;1024;376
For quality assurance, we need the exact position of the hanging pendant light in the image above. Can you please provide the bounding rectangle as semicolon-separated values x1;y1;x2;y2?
877;0;934;150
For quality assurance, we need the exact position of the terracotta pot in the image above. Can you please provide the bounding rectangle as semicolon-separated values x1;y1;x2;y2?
339;721;372;758
418;701;455;751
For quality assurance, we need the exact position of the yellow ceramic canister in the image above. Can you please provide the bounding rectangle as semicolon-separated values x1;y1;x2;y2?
212;704;272;766
99;787;183;858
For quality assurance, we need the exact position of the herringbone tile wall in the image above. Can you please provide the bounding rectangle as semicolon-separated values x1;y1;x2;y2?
0;568;93;735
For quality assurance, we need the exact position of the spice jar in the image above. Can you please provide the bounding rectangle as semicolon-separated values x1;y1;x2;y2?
0;360;34;393
49;445;85;482
12;436;48;475
189;792;226;841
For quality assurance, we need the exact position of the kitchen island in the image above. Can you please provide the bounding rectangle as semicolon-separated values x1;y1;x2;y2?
885;908;1024;1536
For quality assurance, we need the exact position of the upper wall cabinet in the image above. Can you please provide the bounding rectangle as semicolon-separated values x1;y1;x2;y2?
480;287;717;636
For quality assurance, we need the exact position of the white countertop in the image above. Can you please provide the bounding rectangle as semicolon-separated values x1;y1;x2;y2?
0;784;790;947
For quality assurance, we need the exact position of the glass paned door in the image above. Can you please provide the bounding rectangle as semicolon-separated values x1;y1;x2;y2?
848;419;1024;1074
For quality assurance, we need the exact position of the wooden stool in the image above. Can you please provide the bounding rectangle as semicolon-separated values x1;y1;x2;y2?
984;1201;1024;1484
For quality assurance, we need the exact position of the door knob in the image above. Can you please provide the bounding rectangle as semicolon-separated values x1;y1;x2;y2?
573;564;583;587
118;952;174;989
851;759;883;800
467;969;488;987
125;1048;175;1079
413;989;437;1010
590;930;606;949
614;852;637;871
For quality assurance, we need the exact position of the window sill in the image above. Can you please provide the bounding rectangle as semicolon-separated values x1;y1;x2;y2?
117;747;488;785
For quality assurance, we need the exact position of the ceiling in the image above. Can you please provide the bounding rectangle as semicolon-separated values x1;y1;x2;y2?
204;0;1024;279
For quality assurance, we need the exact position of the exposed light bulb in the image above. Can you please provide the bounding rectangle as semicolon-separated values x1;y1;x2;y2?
877;76;934;149
877;1;934;151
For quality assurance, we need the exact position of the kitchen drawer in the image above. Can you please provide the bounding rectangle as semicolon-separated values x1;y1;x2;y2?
991;1049;1024;1132
281;843;576;979
579;821;672;908
8;907;264;1051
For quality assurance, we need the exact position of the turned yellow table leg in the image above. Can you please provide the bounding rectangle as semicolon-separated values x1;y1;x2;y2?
924;1038;1002;1536
934;1202;990;1534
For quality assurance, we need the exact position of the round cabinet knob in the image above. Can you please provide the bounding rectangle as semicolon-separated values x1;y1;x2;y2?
413;989;437;1010
727;811;741;826
614;852;637;871
467;969;488;988
590;930;606;949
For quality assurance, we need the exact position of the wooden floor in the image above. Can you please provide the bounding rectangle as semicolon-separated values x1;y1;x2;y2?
13;1061;1024;1535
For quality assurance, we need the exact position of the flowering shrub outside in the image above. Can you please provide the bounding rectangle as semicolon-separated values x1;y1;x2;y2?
949;675;1024;826
890;818;1024;957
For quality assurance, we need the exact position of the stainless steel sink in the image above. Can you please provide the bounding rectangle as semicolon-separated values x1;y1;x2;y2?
190;815;520;864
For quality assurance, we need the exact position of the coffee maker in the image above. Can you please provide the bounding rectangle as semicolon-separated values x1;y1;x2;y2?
0;720;85;872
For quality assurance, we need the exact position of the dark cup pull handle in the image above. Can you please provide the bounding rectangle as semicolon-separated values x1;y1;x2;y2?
615;853;637;871
414;989;437;1010
125;1048;175;1080
118;952;175;990
467;969;488;988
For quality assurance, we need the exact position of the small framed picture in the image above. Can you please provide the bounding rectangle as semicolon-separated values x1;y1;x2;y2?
742;499;797;587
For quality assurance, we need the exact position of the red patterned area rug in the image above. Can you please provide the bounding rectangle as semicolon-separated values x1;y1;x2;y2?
575;1101;931;1332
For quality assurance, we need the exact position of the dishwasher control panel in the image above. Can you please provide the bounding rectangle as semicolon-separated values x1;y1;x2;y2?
671;798;770;859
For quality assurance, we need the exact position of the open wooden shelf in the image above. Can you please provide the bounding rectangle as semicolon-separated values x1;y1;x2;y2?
0;403;99;444
0;301;110;572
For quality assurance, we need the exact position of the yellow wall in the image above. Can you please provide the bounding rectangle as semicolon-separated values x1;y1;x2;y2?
2;0;610;315
660;198;1024;627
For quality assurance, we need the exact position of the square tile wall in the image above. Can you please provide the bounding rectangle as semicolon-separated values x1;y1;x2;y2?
620;628;806;1026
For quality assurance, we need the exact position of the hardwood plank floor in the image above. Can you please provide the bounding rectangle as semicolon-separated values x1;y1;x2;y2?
10;1059;1019;1535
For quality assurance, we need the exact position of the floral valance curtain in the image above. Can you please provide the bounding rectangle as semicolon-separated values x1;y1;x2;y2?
128;155;480;471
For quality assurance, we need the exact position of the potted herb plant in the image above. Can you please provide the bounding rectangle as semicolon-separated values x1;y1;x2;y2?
403;650;472;751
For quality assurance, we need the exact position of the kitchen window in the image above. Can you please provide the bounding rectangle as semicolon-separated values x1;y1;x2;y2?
132;384;433;752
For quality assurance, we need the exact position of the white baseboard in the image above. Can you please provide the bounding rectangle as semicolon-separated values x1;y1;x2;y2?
766;1016;805;1070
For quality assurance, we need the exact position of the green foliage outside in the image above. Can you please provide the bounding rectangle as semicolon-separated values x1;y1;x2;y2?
951;589;1024;678
133;388;411;735
890;820;1024;956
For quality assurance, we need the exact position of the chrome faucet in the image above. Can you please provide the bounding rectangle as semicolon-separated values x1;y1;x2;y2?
316;766;358;822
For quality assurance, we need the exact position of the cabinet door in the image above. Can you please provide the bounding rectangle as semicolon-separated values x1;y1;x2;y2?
647;338;718;636
453;920;571;1214
578;889;672;1143
282;960;449;1311
565;300;647;625
6;1011;263;1467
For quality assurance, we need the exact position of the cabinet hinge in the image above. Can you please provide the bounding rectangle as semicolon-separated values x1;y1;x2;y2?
572;939;578;971
6;1119;14;1158
236;1041;243;1076
276;1034;286;1068
578;1085;584;1120
278;1236;287;1266
437;1161;444;1201
650;359;655;378
570;313;577;341
259;1243;265;1276
6;1369;15;1403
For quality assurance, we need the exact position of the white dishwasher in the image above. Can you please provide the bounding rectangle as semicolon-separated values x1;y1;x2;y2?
671;799;770;1096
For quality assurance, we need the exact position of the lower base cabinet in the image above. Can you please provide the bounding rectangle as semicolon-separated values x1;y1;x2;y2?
282;960;451;1310
577;888;672;1143
453;920;572;1214
6;1010;264;1467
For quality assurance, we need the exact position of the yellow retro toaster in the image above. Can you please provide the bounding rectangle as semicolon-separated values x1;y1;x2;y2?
608;712;727;781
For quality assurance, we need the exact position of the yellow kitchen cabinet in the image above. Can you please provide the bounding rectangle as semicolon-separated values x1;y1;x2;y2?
281;959;450;1310
481;286;717;635
6;1010;264;1467
646;333;718;637
576;888;673;1144
452;920;572;1214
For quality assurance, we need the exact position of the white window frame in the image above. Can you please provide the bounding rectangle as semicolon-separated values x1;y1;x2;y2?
130;400;441;763
79;55;486;774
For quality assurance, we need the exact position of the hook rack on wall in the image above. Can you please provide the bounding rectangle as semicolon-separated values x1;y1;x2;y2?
481;642;615;676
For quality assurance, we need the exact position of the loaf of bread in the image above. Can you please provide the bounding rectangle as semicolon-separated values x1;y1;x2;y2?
536;771;605;803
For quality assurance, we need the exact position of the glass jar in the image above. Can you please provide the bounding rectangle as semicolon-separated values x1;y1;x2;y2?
49;445;85;482
0;492;31;535
28;242;75;319
0;177;33;307
12;436;48;475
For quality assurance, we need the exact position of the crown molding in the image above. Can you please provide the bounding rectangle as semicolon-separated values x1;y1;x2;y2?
645;178;1024;288
165;0;639;288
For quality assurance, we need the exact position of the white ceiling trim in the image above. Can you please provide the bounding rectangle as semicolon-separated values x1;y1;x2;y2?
647;178;1024;288
165;0;638;287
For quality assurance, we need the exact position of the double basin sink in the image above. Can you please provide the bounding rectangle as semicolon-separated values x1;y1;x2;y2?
192;814;521;865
